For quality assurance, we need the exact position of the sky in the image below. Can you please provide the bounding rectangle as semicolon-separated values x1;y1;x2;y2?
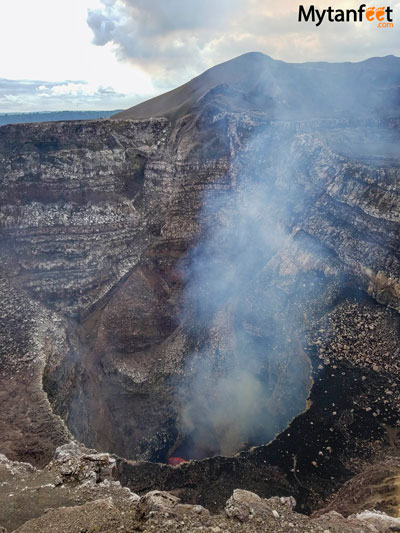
0;0;399;112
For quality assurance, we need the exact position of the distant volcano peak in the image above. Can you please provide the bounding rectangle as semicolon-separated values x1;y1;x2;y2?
114;52;400;122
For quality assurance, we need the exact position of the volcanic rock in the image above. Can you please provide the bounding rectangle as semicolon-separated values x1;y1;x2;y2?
1;449;399;533
0;52;399;529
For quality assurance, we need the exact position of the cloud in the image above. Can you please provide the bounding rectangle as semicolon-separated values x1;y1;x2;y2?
0;79;49;95
87;0;243;86
88;0;400;89
38;81;117;97
0;78;138;112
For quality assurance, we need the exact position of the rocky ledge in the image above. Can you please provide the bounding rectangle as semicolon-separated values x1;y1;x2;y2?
1;443;400;532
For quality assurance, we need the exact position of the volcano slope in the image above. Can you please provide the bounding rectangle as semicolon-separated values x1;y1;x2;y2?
0;52;399;527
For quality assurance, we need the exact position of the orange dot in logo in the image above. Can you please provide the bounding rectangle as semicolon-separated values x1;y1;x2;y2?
366;6;376;20
375;6;386;20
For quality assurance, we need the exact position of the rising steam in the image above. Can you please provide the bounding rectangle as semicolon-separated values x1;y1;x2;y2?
175;126;313;459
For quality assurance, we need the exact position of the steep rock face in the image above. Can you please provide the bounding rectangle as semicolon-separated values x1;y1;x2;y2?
0;118;170;464
0;53;399;514
0;116;233;462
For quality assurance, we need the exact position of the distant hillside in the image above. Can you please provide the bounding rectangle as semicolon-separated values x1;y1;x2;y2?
114;52;400;121
0;110;122;126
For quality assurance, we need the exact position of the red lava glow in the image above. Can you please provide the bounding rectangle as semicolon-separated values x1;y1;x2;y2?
168;457;189;466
